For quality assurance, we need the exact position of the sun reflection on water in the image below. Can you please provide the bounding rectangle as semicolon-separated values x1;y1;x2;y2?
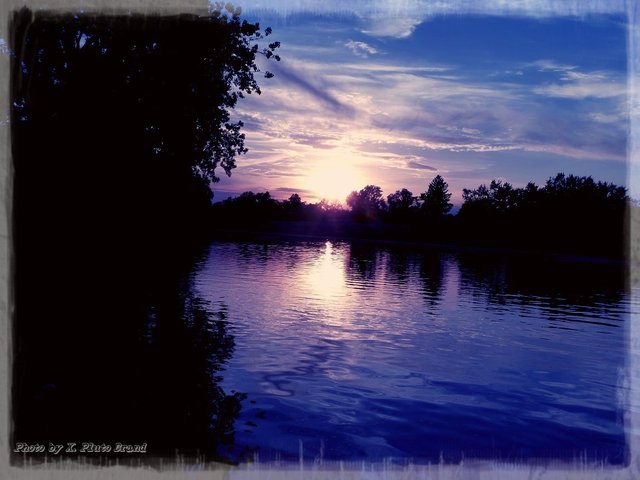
304;241;347;303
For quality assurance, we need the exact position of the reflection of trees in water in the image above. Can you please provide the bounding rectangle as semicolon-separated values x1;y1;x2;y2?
13;245;248;464
457;254;509;306
234;242;306;273
417;253;446;305
456;253;627;317
383;247;446;305
385;250;412;285
355;246;447;308
138;255;248;461
346;244;382;285
236;243;273;267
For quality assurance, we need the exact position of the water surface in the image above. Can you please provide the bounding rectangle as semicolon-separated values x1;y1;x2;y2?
195;240;630;463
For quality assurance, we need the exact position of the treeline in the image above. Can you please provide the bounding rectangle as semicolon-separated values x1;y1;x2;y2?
210;173;629;259
11;7;278;460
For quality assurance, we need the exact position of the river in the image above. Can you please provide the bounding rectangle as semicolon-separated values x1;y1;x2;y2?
191;240;631;464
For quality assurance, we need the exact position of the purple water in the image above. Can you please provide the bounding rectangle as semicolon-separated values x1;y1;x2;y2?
194;240;630;464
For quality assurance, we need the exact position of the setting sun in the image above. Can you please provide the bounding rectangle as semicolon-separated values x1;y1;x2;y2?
14;3;631;468
303;155;365;204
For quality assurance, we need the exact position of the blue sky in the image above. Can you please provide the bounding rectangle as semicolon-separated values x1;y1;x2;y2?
210;1;630;206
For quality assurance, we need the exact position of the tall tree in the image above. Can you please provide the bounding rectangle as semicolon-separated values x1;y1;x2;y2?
11;6;280;458
420;175;453;217
12;5;280;232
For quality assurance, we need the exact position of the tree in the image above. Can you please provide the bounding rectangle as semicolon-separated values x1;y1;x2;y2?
387;188;417;211
420;175;453;217
460;179;526;216
11;7;281;456
457;173;628;256
280;193;306;221
288;193;302;206
387;188;417;222
347;185;387;221
489;180;516;213
12;6;281;232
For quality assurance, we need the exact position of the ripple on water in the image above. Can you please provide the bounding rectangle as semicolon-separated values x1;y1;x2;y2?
194;241;631;463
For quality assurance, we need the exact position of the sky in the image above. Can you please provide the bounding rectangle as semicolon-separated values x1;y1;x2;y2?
209;1;631;207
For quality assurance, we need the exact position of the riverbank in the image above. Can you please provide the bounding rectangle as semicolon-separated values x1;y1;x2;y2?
207;220;631;266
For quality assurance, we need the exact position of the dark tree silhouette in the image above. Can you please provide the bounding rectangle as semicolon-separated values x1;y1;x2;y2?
207;171;627;258
11;6;279;461
282;193;305;221
387;188;418;222
458;173;628;256
288;193;303;206
347;185;387;221
388;188;417;210
12;6;280;233
420;175;453;217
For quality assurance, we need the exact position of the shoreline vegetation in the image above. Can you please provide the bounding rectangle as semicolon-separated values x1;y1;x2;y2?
10;6;632;464
209;173;631;261
207;225;628;266
11;7;281;462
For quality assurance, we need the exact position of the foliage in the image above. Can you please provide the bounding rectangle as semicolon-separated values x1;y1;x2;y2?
11;6;280;233
346;185;387;221
213;191;347;225
420;175;453;217
11;8;280;458
386;188;418;223
211;171;629;258
460;174;626;218
387;188;417;210
458;173;628;256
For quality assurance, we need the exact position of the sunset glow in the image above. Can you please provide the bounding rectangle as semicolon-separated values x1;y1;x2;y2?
209;4;629;205
304;241;347;301
303;155;365;203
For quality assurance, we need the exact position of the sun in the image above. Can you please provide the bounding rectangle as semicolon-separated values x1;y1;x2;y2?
304;155;364;204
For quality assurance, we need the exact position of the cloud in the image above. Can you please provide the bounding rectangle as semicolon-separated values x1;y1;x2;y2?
229;13;628;205
529;59;578;73
590;112;624;124
338;62;451;75
534;82;626;99
345;40;379;57
407;161;437;171
533;69;626;99
287;132;338;148
241;0;627;16
361;16;424;38
241;1;627;40
273;187;314;194
523;62;626;99
237;155;305;179
270;61;355;116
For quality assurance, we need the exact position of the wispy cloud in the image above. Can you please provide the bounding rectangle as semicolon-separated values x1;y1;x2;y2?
529;59;578;73
240;0;627;39
240;0;627;15
533;70;627;99
361;15;424;38
269;61;355;115
342;63;451;74
345;40;379;57
407;161;437;171
219;8;628;204
238;54;627;186
273;187;315;194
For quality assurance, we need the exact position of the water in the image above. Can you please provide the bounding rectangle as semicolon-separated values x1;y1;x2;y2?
193;240;631;464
